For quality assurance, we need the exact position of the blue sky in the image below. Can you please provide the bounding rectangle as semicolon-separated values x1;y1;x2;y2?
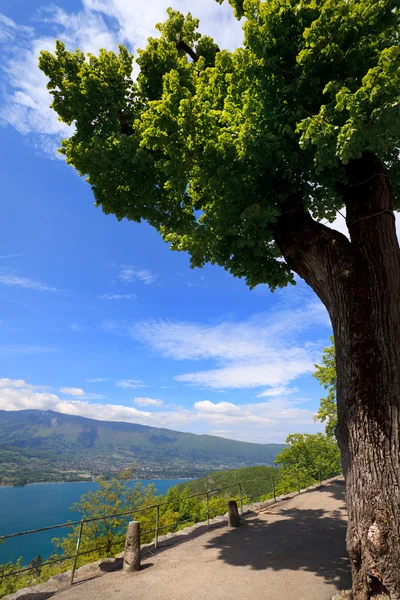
0;0;377;444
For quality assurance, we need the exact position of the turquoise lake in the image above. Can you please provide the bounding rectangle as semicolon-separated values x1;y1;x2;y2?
0;479;186;565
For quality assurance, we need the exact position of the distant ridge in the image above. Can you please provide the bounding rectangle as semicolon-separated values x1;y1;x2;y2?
0;409;285;485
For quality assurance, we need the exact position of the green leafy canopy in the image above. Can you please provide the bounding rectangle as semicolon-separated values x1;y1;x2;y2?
274;432;341;475
39;0;400;289
313;336;337;437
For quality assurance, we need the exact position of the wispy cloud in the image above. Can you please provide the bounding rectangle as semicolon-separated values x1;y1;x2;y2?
0;271;62;293
59;386;105;400
117;266;157;285
0;14;33;41
0;378;322;443
86;378;110;383
257;387;298;398
99;293;138;300
0;254;28;259
133;397;163;407
104;302;331;390
175;355;313;390
133;304;329;363
69;324;86;333
116;379;146;389
59;387;85;397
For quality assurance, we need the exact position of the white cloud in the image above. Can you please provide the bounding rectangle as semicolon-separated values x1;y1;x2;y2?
0;1;243;155
133;397;163;407
0;380;153;422
59;387;85;397
81;0;243;52
99;293;138;300
86;377;110;383
117;266;157;285
135;320;266;362
134;304;329;363
0;14;33;41
0;26;73;155
176;351;314;389
0;272;62;293
108;302;330;390
116;379;146;389
0;378;322;443
194;400;242;415
0;379;36;389
323;210;349;239
257;387;297;398
191;398;317;428
59;386;105;400
193;400;254;422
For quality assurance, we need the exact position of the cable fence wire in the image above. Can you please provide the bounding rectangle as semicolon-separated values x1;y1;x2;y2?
0;466;342;588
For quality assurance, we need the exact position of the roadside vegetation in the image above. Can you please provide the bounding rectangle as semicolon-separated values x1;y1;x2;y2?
0;458;340;596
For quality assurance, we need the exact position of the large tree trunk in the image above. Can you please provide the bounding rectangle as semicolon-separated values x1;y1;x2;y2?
275;153;400;599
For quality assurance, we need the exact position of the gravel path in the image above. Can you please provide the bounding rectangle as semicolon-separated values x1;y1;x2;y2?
52;480;350;600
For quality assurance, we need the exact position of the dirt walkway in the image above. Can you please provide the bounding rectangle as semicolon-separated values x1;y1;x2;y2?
54;481;351;600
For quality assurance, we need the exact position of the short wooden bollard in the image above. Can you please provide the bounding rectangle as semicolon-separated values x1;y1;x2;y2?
123;521;141;573
228;500;240;527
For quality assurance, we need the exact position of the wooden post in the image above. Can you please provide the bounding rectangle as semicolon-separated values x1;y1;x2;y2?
123;521;140;573
271;477;276;502
70;520;84;585
155;505;159;549
228;500;240;528
238;483;243;514
206;492;210;529
318;468;322;487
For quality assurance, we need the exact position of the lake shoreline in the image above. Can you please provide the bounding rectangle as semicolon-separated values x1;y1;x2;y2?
0;476;195;489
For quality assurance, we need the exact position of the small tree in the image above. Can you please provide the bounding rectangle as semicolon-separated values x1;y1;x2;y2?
313;338;337;438
39;2;400;596
56;478;158;566
275;433;341;489
29;554;43;576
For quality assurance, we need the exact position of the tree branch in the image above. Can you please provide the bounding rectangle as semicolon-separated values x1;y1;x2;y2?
274;201;354;308
176;40;198;62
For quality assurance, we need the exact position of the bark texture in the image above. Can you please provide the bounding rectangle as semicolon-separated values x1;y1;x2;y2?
274;153;400;599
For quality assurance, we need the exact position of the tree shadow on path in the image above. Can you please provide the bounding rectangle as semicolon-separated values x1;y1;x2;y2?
324;479;347;503
204;502;351;591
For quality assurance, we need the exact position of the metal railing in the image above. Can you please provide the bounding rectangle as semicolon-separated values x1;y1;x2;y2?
0;466;341;588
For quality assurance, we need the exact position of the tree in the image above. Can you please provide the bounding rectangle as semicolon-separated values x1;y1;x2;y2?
274;432;341;491
313;337;337;437
56;478;158;565
29;554;43;576
39;2;400;597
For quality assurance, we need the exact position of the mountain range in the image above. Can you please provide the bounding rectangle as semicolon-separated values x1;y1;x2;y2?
0;410;285;485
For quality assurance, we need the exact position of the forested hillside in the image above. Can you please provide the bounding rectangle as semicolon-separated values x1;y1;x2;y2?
0;410;285;484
